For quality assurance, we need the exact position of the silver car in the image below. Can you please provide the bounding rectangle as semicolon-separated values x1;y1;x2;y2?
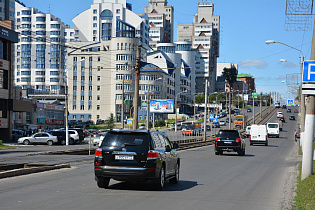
18;132;58;146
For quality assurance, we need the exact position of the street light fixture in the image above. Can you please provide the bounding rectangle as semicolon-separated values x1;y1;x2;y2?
265;39;305;146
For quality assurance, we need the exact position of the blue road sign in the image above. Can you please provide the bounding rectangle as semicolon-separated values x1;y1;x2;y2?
287;99;294;106
303;60;315;82
127;118;133;125
213;118;218;123
209;114;214;119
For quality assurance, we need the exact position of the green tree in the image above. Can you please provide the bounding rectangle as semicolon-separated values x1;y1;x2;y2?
233;95;244;108
222;67;238;91
208;93;226;105
195;94;205;104
105;113;115;129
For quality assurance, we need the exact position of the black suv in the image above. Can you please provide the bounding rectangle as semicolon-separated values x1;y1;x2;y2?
215;129;245;156
49;130;72;145
94;129;180;189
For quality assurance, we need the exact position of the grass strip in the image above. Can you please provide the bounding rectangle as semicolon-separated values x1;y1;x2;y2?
295;161;315;209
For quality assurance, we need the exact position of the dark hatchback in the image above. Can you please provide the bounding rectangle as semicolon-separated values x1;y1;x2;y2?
94;129;180;189
289;115;295;120
215;129;245;156
279;117;285;122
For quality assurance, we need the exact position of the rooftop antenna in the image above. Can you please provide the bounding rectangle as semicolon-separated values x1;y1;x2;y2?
48;4;51;14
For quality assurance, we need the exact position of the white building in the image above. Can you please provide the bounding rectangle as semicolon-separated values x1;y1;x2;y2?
144;0;174;49
66;0;151;123
177;1;220;94
14;2;69;95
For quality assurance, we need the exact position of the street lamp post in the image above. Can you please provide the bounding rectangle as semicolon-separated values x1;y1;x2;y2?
266;40;305;146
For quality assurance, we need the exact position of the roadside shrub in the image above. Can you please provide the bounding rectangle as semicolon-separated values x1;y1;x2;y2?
0;140;2;145
154;119;165;127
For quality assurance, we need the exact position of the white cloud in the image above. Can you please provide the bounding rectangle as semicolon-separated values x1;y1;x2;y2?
239;59;268;69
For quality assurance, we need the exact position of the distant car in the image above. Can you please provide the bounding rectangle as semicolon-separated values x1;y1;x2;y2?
247;108;252;112
168;124;182;131
277;111;284;118
17;132;58;145
287;109;291;113
219;120;226;126
201;125;211;131
221;112;227;117
279;117;285;122
289;115;295;120
212;122;220;128
294;109;298;113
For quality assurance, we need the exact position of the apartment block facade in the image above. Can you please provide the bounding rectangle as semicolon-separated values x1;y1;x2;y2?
14;2;69;95
144;0;174;49
177;1;220;94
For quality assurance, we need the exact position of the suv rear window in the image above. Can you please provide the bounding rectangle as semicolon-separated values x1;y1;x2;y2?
217;130;240;138
101;132;149;148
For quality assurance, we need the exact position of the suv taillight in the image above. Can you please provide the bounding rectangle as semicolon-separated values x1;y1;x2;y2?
249;135;251;140
215;137;220;141
95;148;102;158
236;138;242;142
147;151;159;160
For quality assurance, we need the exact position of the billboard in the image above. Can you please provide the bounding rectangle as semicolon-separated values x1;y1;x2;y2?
150;99;174;113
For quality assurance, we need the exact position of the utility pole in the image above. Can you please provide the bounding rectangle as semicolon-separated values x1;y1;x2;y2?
203;79;208;141
121;79;125;129
228;92;231;129
301;18;315;180
260;93;262;119
65;85;69;145
253;92;255;124
146;91;150;129
133;45;141;130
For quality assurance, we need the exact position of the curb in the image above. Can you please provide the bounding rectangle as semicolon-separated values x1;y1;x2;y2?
0;164;70;179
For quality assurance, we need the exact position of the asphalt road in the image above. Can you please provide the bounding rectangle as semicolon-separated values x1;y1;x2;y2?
0;109;301;210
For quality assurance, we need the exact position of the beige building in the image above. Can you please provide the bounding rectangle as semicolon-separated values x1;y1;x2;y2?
144;0;174;49
177;1;220;94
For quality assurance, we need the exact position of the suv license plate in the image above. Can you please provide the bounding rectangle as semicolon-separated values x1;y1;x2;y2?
115;155;134;160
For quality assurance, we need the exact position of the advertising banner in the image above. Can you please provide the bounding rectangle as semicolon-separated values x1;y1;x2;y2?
150;99;174;113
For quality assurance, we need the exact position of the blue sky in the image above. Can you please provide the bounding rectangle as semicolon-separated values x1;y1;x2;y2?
20;0;314;102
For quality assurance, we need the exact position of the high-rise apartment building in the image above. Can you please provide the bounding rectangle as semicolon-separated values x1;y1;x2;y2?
66;0;151;123
0;0;15;21
177;1;220;93
144;0;174;49
14;2;69;95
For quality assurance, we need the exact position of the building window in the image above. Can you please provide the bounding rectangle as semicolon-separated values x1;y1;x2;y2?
81;96;84;100
81;86;85;91
93;16;97;21
93;9;97;14
73;105;76;110
89;96;92;100
97;86;100;91
97;95;100;100
80;115;84;119
116;9;120;14
89;86;92;91
88;105;92;110
97;76;100;81
80;105;84;110
97;105;100;110
93;23;97;28
73;115;76;119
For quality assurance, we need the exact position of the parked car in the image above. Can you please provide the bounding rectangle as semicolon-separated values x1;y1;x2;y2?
68;130;80;144
247;108;252;112
49;130;71;145
212;122;220;128
93;132;106;146
168;123;182;131
219;120;226;126
214;129;246;155
12;129;23;141
289;115;295;120
226;118;233;123
17;132;58;145
94;129;180;189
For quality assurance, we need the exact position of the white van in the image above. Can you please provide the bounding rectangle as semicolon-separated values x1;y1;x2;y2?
250;124;268;146
267;123;280;138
